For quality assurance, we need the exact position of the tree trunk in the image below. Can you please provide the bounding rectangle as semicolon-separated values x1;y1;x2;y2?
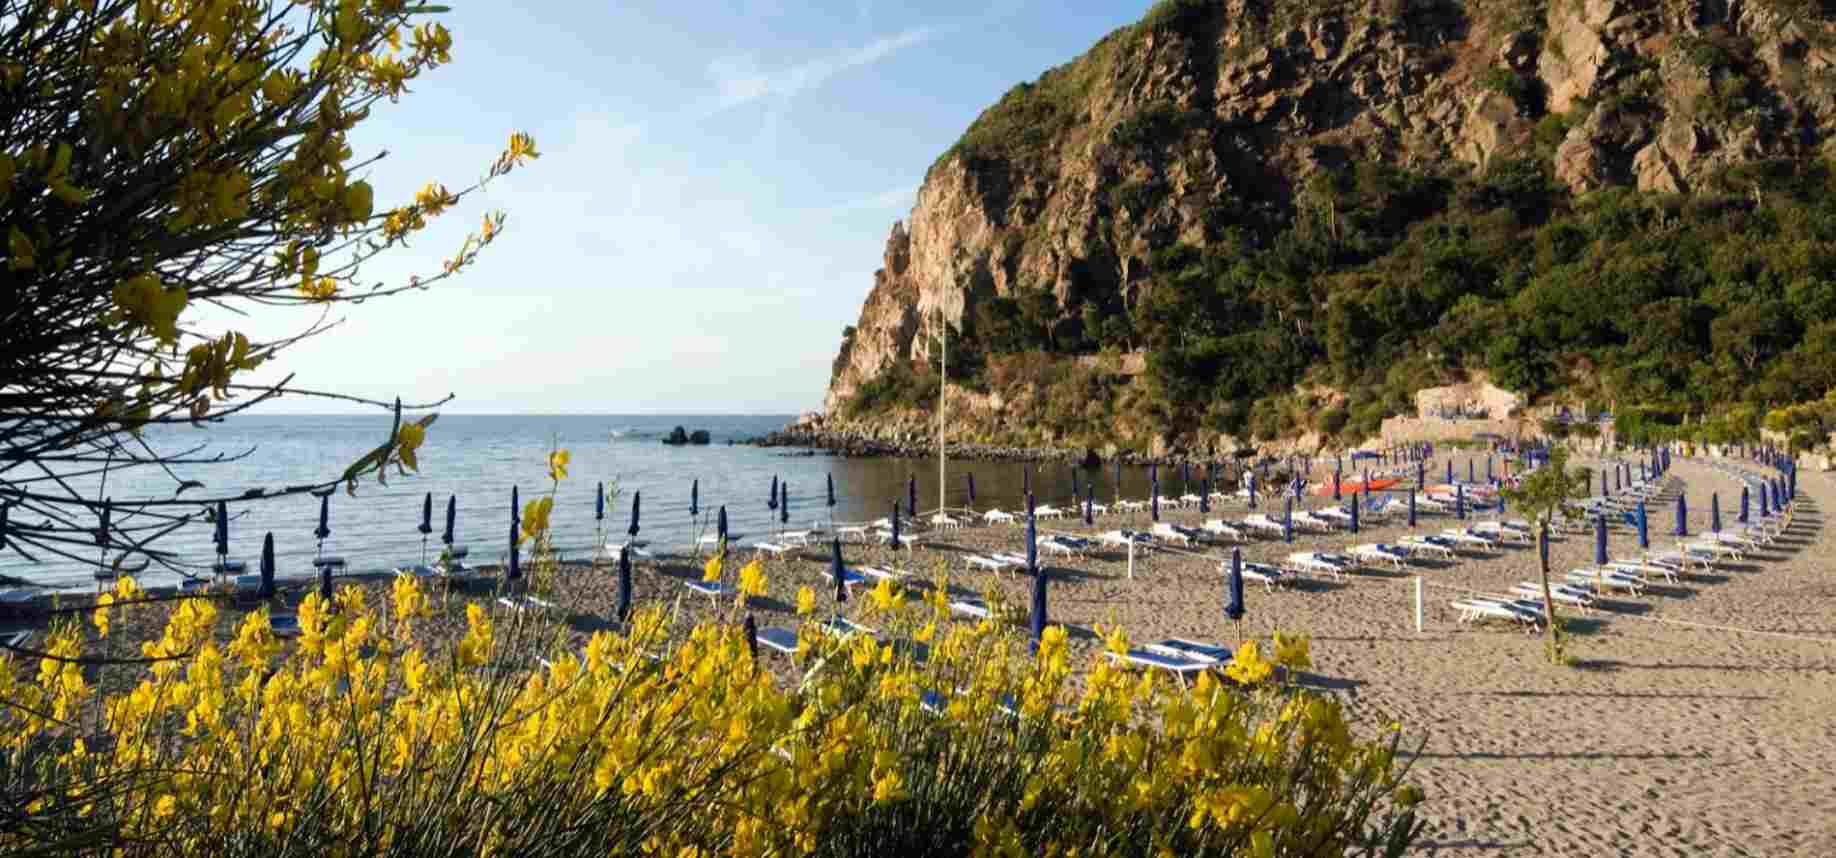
1537;519;1561;658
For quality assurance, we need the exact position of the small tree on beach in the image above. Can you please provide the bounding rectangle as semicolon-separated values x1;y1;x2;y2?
0;1;537;586
1502;445;1590;662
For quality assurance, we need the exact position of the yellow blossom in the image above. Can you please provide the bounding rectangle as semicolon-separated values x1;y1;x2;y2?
547;448;570;482
737;559;766;598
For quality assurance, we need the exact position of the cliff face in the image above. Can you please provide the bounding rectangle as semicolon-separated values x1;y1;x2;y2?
822;0;1836;448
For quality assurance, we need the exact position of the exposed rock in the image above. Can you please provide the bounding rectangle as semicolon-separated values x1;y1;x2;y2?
816;0;1836;450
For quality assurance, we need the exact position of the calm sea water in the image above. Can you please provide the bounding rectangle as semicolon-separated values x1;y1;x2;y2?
6;414;1190;591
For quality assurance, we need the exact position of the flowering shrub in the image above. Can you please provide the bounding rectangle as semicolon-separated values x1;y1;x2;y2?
0;453;1424;857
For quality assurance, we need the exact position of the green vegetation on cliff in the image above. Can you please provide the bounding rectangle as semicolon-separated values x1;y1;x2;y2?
852;157;1836;446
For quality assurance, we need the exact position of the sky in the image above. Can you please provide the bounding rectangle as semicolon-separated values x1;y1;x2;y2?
219;0;1159;416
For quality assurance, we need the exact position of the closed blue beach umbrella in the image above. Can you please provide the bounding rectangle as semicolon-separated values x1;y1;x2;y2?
1486;457;1493;482
1181;462;1191;494
1739;485;1749;523
1675;495;1688;536
629;491;641;537
1029;558;1047;650
1467;459;1474;483
594;484;604;523
507;519;521;582
966;473;976;507
1594;515;1607;565
1114;459;1122;501
1349;491;1360;534
1200;475;1211;514
1023;467;1031;498
1710;493;1721;533
1151;477;1160;522
768;476;778;511
1416;461;1425;488
1226;548;1245;622
717;505;728;544
1407;489;1417;528
1025;503;1038;576
825;474;835;509
781;483;790;526
443;495;456;546
315;493;331;541
421;492;434;535
691;479;699;517
1084;493;1094;526
1584;470;1592;496
259;532;275;599
511;485;519;527
1445;460;1453;483
213;499;229;558
1457;484;1467;520
831;538;847;604
1760;484;1771;518
616;546;632;623
1788;466;1797;499
1283;498;1293;544
1247;473;1257;510
1070;469;1079;503
1538;522;1549;568
319;553;333;604
1637;501;1648;549
907;475;917;518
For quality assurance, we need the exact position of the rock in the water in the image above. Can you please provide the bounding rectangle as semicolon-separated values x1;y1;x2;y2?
689;430;712;445
663;426;689;446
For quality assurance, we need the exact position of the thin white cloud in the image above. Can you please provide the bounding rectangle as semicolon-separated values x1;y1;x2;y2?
702;27;935;115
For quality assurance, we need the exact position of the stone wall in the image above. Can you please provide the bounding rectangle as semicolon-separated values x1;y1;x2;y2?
1378;415;1537;445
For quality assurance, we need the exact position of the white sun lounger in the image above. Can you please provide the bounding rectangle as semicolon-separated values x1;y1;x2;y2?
835;525;871;543
1566;567;1645;596
1397;536;1456;559
1451;598;1539;632
949;597;992;620
1314;508;1353;525
1087;502;1109;516
1039;536;1087;558
1472;521;1529;543
822;567;871;593
1105;640;1229;684
751;541;795;558
753;626;800;656
684;580;734;604
1241;515;1286;537
1440;529;1497;550
497;594;561;613
1414;496;1450;513
982;510;1016;525
1236;561;1289;592
1648;549;1715;571
1511;582;1594;612
1608;559;1677;584
928;514;964;530
1201;519;1244;542
1291;512;1337;532
964;554;1024;574
818;616;877;640
858;565;911;583
1097;530;1152;548
1681;540;1741;560
1150;523;1193;546
1349;543;1409;570
1284;552;1348;581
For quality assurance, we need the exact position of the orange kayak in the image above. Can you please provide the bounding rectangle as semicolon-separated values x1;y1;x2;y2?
1310;478;1400;496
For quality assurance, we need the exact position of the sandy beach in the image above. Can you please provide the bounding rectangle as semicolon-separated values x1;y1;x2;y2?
6;452;1830;856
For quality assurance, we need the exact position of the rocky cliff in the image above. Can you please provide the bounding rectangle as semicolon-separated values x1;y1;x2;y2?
822;0;1836;453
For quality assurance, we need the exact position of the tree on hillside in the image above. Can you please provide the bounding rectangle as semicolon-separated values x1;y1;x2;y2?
0;1;537;585
1501;445;1590;662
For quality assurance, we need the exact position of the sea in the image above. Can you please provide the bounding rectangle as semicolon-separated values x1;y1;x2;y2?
6;414;1184;591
